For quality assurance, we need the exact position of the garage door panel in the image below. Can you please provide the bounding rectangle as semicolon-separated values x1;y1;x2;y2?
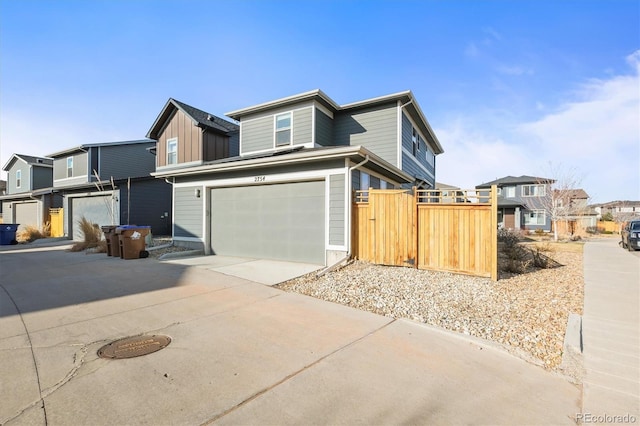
71;195;117;241
15;202;39;231
211;181;325;264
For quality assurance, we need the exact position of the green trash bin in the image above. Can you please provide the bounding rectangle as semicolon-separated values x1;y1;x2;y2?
116;226;151;260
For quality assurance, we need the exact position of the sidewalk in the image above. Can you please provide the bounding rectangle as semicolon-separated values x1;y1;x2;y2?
582;238;640;421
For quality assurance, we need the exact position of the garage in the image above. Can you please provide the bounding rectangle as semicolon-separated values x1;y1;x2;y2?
70;195;118;240
210;181;325;264
14;202;39;231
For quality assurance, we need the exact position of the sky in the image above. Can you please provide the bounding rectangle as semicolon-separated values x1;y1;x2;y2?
0;0;638;203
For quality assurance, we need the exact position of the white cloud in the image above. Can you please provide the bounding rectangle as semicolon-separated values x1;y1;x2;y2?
435;50;640;203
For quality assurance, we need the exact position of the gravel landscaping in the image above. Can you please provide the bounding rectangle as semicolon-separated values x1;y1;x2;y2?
277;242;584;373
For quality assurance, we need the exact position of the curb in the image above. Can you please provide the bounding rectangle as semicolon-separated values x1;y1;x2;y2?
157;250;204;260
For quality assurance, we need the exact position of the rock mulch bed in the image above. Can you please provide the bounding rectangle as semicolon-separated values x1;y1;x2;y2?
277;248;583;373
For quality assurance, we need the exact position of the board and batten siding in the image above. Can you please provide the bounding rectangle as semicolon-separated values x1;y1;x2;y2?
329;174;345;245
315;110;334;146
99;143;156;180
157;109;202;167
333;103;398;166
173;186;203;238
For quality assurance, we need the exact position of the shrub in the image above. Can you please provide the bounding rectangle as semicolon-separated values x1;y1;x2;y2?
534;228;545;235
498;228;521;246
601;212;614;222
70;217;107;253
16;222;51;243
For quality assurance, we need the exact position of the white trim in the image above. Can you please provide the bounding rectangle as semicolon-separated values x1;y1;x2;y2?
175;167;345;189
202;184;210;254
15;169;21;189
397;101;402;169
156;160;203;172
67;156;74;178
274;111;293;147
314;101;334;119
401;147;435;179
166;137;178;165
311;106;316;146
171;179;176;239
238;121;243;156
348;161;403;187
239;104;313;124
324;177;330;250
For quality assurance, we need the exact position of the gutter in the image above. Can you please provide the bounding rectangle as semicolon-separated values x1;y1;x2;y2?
317;155;370;277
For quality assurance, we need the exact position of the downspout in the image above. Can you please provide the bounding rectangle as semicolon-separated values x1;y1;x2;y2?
317;155;370;277
163;177;175;247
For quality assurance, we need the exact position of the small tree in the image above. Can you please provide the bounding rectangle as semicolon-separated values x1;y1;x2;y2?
601;212;614;222
525;163;586;242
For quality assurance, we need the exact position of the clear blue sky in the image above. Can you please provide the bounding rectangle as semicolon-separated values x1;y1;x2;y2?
1;0;638;203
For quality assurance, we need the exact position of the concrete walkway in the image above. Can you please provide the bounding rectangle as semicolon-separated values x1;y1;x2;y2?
582;238;640;422
1;243;581;425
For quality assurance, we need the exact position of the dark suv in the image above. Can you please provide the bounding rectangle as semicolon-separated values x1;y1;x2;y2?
621;219;640;251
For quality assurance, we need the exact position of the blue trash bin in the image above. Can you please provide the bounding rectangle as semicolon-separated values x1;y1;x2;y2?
0;224;20;245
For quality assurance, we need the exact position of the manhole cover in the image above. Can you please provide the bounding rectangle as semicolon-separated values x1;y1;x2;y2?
98;335;171;359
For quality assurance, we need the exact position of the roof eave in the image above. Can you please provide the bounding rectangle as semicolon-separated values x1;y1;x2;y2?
225;89;340;120
151;146;413;183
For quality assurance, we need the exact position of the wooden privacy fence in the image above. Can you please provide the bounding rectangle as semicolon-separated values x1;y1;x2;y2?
353;186;498;280
49;208;64;237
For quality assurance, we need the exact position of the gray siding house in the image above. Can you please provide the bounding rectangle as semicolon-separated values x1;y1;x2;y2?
476;175;555;232
48;140;172;240
150;89;443;266
0;154;60;231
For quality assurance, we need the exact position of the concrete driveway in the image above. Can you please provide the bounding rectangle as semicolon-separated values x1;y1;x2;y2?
1;242;580;425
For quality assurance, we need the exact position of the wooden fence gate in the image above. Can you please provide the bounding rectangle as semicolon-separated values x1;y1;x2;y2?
49;208;64;237
353;186;498;280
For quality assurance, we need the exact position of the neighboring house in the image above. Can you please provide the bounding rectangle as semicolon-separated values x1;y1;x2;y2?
0;180;6;222
47;140;172;240
435;182;464;203
476;175;555;231
591;200;640;221
553;188;597;233
0;154;61;231
150;89;444;266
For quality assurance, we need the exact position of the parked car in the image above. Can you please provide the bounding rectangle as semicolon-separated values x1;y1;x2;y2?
621;220;640;251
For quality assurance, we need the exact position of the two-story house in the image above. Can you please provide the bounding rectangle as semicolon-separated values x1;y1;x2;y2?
149;89;443;266
476;175;555;232
0;154;60;231
47;140;172;240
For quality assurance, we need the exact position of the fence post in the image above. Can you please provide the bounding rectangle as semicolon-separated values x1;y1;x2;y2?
412;186;418;268
490;185;498;281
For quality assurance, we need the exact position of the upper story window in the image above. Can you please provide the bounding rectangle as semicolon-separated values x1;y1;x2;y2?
522;184;545;197
67;157;73;178
16;170;21;188
275;112;292;146
412;129;419;156
503;186;515;198
425;146;435;166
167;138;178;165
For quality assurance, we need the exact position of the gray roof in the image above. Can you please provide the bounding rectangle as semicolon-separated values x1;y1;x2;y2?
476;175;555;188
147;98;239;140
2;154;53;171
47;139;155;158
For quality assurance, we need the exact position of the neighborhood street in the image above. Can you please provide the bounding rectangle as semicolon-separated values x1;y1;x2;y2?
0;239;636;425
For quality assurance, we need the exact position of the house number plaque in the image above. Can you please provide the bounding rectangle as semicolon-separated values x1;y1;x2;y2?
254;176;266;182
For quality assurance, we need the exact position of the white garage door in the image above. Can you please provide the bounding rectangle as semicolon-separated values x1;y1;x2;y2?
210;181;325;264
14;202;39;231
71;195;117;240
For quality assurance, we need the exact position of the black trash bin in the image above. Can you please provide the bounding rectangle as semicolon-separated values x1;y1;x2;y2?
0;224;20;245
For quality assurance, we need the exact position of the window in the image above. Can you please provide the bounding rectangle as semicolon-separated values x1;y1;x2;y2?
16;170;21;188
167;138;177;165
275;112;292;146
360;171;370;190
67;157;73;178
504;186;515;198
412;129;418;156
380;180;387;189
524;210;546;225
522;184;545;197
425;146;435;166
